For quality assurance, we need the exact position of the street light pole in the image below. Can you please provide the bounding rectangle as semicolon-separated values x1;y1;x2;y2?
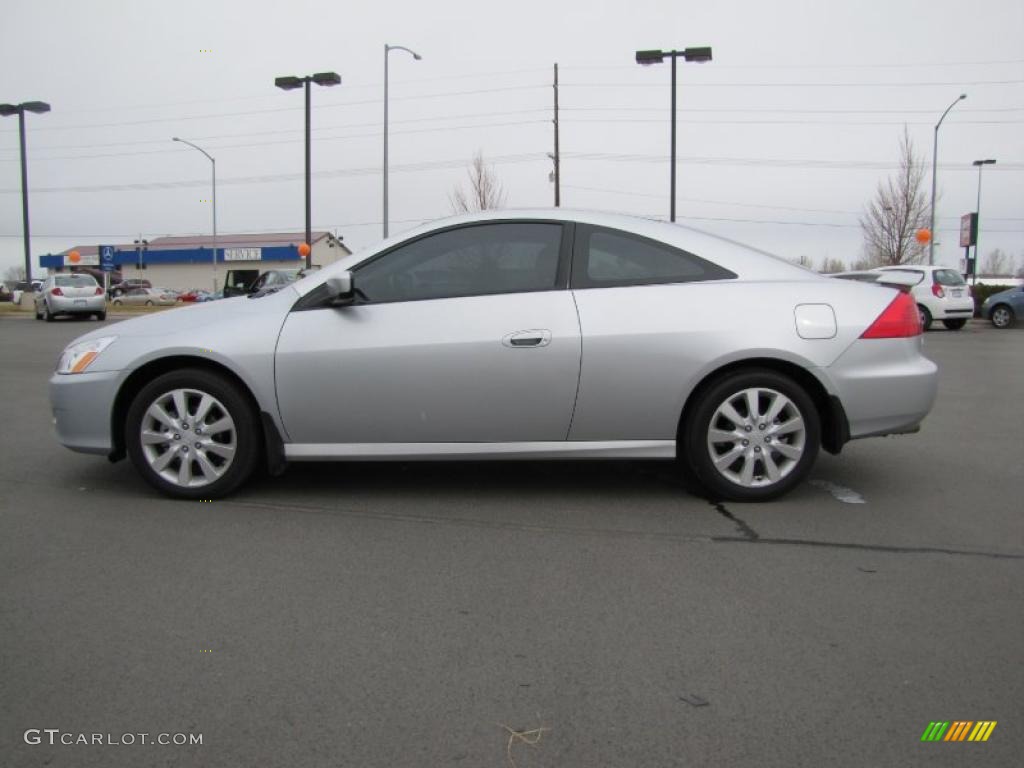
635;47;712;222
383;45;421;239
275;71;342;268
172;137;217;291
928;93;966;265
0;100;51;291
972;158;996;284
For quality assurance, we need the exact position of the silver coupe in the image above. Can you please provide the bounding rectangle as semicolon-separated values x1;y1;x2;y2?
49;210;937;501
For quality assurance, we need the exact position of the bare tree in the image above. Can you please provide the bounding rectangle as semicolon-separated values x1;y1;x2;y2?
980;248;1012;276
859;128;929;267
850;255;873;271
4;265;26;283
449;151;507;213
819;257;846;274
790;254;813;269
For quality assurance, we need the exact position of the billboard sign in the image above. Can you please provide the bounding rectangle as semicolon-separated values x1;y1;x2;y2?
959;213;978;248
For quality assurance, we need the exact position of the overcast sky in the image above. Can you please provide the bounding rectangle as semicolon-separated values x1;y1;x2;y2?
1;0;1021;279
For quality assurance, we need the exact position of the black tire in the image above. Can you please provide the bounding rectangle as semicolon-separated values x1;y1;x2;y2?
682;369;821;502
942;318;967;330
917;305;932;332
145;300;154;306
112;299;123;306
125;368;261;499
989;304;1015;329
96;311;107;321
43;303;54;322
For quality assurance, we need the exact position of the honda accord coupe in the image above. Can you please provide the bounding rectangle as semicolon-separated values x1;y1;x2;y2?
49;210;937;501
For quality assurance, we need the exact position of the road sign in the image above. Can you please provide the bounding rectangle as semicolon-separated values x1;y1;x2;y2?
959;213;977;248
99;245;116;272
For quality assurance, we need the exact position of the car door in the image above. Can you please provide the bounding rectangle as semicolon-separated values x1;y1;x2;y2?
274;221;581;444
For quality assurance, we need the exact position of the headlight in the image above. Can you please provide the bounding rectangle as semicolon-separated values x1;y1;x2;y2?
56;336;117;374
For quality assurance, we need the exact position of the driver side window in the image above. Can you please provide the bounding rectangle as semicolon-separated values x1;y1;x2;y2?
355;222;564;304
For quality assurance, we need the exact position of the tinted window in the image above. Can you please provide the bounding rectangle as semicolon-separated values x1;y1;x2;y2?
356;223;563;303
572;226;735;288
55;275;98;287
934;269;965;286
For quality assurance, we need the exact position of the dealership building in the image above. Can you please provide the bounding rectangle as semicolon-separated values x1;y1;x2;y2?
38;231;351;291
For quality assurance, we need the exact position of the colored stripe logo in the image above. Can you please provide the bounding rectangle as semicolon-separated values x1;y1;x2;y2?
921;721;997;742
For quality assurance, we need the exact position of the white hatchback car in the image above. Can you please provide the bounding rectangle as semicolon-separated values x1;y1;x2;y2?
872;265;973;331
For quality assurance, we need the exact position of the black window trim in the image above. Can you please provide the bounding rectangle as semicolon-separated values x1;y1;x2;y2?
293;219;574;312
569;223;737;290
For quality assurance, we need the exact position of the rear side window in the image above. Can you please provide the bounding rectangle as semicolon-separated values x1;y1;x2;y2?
933;269;965;286
572;225;735;288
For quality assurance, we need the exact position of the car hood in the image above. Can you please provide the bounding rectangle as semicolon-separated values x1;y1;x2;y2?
70;287;298;344
983;287;1020;303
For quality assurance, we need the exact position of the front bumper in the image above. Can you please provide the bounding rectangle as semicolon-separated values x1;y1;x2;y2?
825;337;938;440
49;370;121;455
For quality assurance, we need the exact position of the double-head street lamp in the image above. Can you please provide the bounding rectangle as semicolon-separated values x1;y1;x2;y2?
172;137;218;291
383;44;422;239
635;47;712;223
971;158;996;283
0;100;51;291
928;93;967;264
275;71;342;268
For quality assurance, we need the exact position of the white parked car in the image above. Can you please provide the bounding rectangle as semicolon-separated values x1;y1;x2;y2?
872;265;974;331
34;274;106;321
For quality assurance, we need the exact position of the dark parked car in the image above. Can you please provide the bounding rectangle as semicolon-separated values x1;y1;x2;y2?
110;278;152;298
981;284;1024;329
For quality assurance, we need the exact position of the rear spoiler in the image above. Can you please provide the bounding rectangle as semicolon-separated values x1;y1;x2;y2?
873;272;918;292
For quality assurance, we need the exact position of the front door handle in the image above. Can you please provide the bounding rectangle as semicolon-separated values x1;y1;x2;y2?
502;329;552;348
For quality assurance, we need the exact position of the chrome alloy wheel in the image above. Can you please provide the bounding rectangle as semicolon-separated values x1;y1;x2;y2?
139;388;237;488
991;306;1012;329
705;387;807;488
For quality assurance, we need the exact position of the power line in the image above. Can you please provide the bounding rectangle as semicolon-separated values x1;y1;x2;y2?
562;79;1024;88
563;117;1022;126
563;58;1024;71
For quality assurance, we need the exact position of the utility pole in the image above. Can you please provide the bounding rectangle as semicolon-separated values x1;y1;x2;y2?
553;62;561;207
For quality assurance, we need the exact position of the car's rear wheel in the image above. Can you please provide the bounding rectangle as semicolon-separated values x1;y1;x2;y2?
126;369;261;499
43;303;54;322
942;318;967;330
918;305;933;331
990;304;1015;329
682;369;820;502
112;299;123;306
145;300;154;306
95;311;106;321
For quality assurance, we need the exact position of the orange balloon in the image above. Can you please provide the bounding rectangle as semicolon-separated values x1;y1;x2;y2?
915;228;931;245
297;242;311;257
68;250;81;263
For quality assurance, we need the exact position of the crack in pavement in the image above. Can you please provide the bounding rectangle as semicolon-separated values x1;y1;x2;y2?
709;500;759;541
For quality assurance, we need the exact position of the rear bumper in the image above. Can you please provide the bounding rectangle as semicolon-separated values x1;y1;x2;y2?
824;337;937;440
49;370;121;455
48;295;106;314
931;297;974;319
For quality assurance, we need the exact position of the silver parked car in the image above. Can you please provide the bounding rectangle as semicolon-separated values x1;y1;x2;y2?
34;273;106;321
48;210;937;501
110;287;177;307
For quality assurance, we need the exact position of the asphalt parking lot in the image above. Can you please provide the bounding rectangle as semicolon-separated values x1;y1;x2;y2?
1;314;1021;767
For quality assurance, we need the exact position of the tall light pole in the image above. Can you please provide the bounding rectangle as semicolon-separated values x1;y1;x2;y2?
173;138;218;291
275;72;342;268
928;93;966;264
972;158;996;283
0;100;50;292
635;47;712;222
383;44;421;239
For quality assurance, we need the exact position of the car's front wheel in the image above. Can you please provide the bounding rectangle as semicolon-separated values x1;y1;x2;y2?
125;369;261;499
942;318;967;330
990;304;1015;329
682;369;820;502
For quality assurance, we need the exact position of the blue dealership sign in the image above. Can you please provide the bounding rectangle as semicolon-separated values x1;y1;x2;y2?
99;245;116;271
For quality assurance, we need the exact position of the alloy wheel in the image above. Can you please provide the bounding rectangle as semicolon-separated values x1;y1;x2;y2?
705;387;807;488
139;388;237;488
992;306;1011;329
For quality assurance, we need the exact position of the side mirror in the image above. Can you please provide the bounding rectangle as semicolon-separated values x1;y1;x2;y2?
326;272;355;306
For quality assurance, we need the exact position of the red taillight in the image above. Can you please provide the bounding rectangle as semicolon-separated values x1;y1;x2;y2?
931;283;945;298
861;292;922;338
51;287;63;296
95;287;104;296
